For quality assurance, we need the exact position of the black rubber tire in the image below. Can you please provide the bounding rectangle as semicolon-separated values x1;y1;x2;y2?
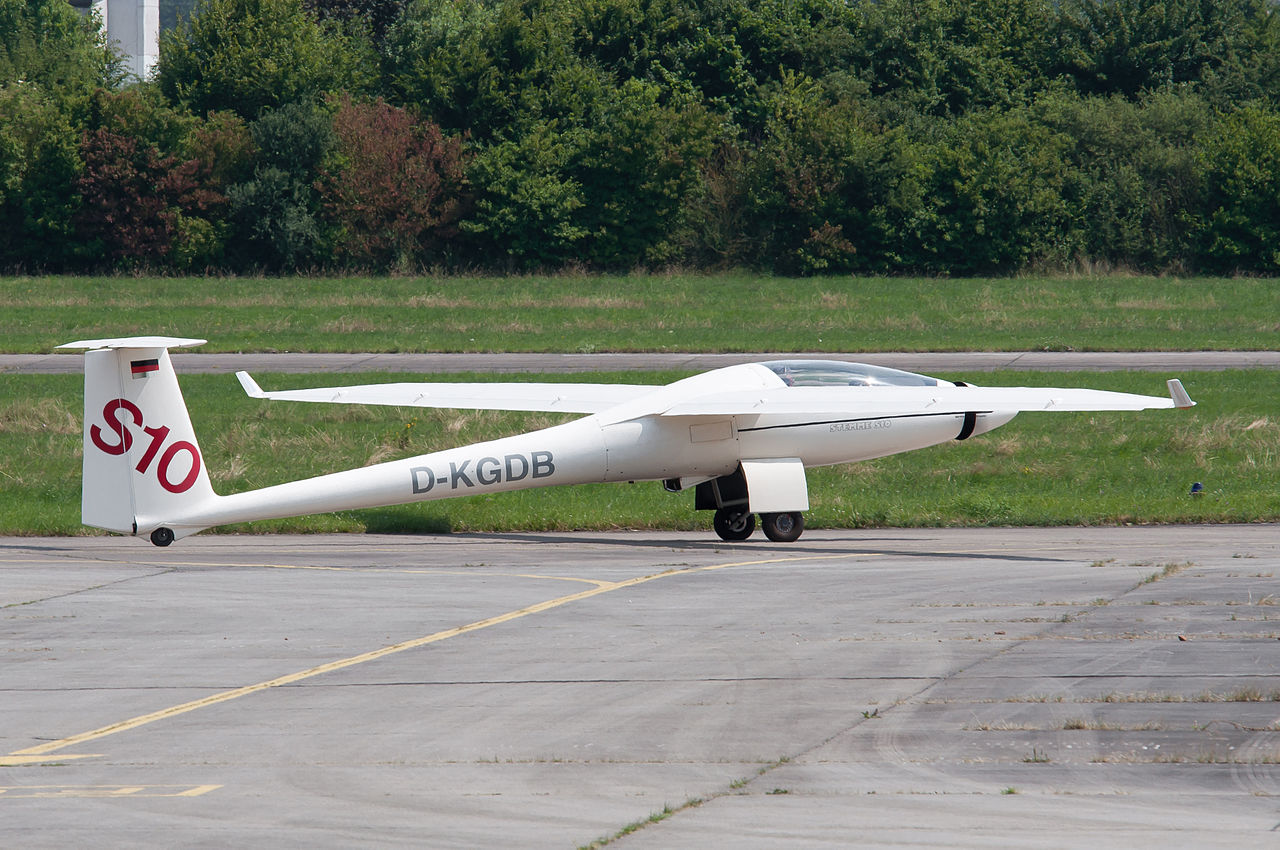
713;508;756;541
761;511;804;543
150;527;175;547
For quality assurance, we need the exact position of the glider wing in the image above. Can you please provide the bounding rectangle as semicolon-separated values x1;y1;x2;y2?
657;382;1193;418
236;372;657;414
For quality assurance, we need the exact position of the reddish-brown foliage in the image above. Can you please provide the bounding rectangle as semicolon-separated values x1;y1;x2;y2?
75;129;177;264
318;95;467;269
184;111;256;191
75;127;230;268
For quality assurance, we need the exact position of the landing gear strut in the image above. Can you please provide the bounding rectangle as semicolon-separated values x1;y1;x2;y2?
713;508;756;541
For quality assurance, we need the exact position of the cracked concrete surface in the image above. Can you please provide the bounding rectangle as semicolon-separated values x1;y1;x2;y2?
1;527;1277;847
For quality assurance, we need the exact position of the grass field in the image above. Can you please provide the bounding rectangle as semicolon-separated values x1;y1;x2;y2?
4;274;1279;353
2;369;1275;537
4;273;1276;537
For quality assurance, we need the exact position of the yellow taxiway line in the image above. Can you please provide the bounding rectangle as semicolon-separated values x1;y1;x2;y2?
3;552;865;766
0;784;221;798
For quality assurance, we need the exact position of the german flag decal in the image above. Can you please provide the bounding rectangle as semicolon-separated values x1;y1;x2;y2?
130;358;160;378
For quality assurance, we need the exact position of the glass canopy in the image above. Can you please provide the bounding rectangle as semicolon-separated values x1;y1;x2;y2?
762;360;940;388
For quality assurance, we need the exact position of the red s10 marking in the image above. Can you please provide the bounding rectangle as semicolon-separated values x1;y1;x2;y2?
90;398;202;493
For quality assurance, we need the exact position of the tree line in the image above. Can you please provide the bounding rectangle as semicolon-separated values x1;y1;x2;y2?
4;0;1280;275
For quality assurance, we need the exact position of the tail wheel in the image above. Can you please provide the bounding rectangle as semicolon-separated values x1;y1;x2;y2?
761;511;804;543
713;508;756;541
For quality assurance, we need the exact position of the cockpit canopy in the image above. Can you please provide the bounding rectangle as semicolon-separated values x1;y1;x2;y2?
763;360;941;388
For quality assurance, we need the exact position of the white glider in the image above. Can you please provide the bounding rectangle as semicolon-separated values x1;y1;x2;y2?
60;337;1194;546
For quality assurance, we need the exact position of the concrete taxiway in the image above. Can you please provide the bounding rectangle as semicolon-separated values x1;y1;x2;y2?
2;527;1278;848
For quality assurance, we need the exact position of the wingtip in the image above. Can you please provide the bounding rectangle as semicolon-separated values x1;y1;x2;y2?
236;370;266;399
1167;378;1195;409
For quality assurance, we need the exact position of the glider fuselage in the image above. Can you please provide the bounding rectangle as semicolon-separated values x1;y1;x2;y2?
170;363;990;534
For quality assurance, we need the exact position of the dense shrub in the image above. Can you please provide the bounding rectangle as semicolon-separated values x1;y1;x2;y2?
1198;105;1280;272
72;89;214;268
224;102;335;270
318;96;466;270
226;167;322;270
0;85;82;269
167;121;245;270
74;128;178;266
737;73;913;274
907;108;1074;273
1038;91;1209;270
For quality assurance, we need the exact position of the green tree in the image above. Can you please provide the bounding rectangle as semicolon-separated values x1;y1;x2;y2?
180;110;256;191
1035;90;1208;270
167;111;255;269
305;0;408;44
384;0;581;138
1197;104;1280;271
387;1;721;270
461;124;589;270
157;0;375;118
81;84;194;155
1055;0;1280;104
571;81;718;268
226;102;335;270
0;0;121;102
908;107;1074;273
739;73;917;274
851;0;1057;116
571;0;758;117
0;85;82;269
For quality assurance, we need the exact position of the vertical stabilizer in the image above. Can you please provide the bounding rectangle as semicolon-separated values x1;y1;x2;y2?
58;337;216;543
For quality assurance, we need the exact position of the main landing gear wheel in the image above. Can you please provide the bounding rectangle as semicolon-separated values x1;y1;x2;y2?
713;508;756;541
761;511;804;543
149;527;175;547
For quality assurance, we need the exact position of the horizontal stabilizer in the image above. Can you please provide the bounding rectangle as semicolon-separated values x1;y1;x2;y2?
58;336;207;350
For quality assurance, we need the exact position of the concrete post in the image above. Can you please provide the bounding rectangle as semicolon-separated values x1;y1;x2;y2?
68;0;160;79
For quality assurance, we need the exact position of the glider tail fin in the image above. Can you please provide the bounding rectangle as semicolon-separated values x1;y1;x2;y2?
58;337;216;544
